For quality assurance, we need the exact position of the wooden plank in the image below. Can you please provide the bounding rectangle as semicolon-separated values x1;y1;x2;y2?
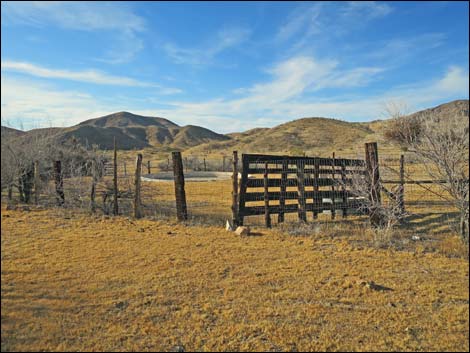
243;153;364;166
245;177;351;188
365;142;381;226
246;167;364;175
296;161;307;222
313;158;319;219
331;153;336;220
172;151;188;221
264;162;271;228
134;154;143;218
341;160;348;218
237;154;250;225
113;137;118;215
231;151;238;226
244;201;365;216
278;159;288;223
244;190;348;202
54;160;65;206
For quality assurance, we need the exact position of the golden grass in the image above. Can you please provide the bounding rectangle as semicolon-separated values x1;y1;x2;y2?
2;206;469;352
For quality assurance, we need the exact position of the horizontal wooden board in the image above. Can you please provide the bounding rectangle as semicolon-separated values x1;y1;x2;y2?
245;178;353;188
243;201;364;216
244;190;351;202
242;154;365;167
246;167;366;175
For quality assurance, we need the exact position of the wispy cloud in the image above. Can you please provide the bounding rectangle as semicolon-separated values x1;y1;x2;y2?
163;27;251;66
1;61;155;87
2;1;146;64
276;1;393;51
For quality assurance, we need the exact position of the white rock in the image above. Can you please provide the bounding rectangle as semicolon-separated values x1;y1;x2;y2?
235;226;250;236
225;220;234;231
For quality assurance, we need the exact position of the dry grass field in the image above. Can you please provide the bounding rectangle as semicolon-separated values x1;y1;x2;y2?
1;203;469;352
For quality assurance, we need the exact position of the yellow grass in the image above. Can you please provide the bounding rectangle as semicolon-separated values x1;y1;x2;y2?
1;206;469;352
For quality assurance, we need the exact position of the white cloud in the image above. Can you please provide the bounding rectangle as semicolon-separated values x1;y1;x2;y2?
1;61;156;87
2;1;145;33
163;27;251;66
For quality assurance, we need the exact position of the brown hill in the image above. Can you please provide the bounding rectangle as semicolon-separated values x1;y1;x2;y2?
185;99;469;157
2;112;229;150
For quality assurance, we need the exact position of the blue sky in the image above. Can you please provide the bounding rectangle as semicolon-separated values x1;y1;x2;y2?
1;1;469;133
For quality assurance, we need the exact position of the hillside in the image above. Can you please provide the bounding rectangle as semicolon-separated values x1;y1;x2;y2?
185;99;469;157
1;112;229;150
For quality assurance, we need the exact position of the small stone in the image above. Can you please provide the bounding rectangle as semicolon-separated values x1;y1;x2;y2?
411;235;421;241
171;345;185;352
235;226;250;236
225;220;234;231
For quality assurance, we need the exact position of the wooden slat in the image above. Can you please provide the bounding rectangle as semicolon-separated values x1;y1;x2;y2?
243;153;364;166
243;201;364;216
246;167;365;175
244;190;350;202
246;178;353;188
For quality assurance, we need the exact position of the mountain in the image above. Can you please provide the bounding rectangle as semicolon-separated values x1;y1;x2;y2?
185;99;469;157
1;112;229;150
2;100;467;154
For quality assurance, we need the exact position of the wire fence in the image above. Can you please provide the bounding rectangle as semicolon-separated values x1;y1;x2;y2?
2;149;460;230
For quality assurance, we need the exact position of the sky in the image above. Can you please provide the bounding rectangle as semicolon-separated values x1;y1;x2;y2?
1;1;469;133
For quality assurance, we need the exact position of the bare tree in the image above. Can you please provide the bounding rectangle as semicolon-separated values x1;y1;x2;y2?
384;104;469;245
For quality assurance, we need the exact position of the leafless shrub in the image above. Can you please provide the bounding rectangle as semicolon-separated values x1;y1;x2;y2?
385;104;469;246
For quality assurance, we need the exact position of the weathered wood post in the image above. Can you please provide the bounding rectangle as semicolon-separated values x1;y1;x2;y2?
341;160;347;218
203;157;207;172
237;154;249;226
331;152;336;220
278;159;288;223
399;154;405;213
264;162;271;228
34;160;40;205
167;157;170;172
365;142;381;226
296;160;307;222
172;151;188;221
134;154;143;218
313;158;320;219
124;161;127;177
54;160;65;206
90;159;97;213
147;160;151;174
113;137;119;216
222;155;226;172
231;151;239;226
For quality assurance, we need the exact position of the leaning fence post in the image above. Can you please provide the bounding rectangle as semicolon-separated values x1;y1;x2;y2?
232;151;239;226
365;142;381;225
172;151;188;221
34;160;40;205
134;154;143;218
113;137;119;215
54;160;65;206
399;154;405;213
264;162;271;228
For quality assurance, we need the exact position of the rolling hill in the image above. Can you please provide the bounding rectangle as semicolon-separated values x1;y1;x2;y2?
1;112;230;150
1;100;468;155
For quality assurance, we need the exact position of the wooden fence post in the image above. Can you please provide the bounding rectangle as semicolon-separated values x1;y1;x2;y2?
231;151;239;226
113;137;119;216
172;151;188;221
222;155;226;172
34;160;40;205
147;160;151;174
90;159;97;213
264;162;271;228
331;152;336;220
167;157;170;172
124;162;127;176
54;160;64;206
313;158;319;219
278;158;288;223
341;160;347;218
296;160;307;222
365;142;381;225
134;154;143;218
237;154;249;226
203;157;207;171
399;154;405;213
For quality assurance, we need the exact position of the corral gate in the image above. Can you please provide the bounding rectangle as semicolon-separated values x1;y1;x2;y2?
237;154;368;226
